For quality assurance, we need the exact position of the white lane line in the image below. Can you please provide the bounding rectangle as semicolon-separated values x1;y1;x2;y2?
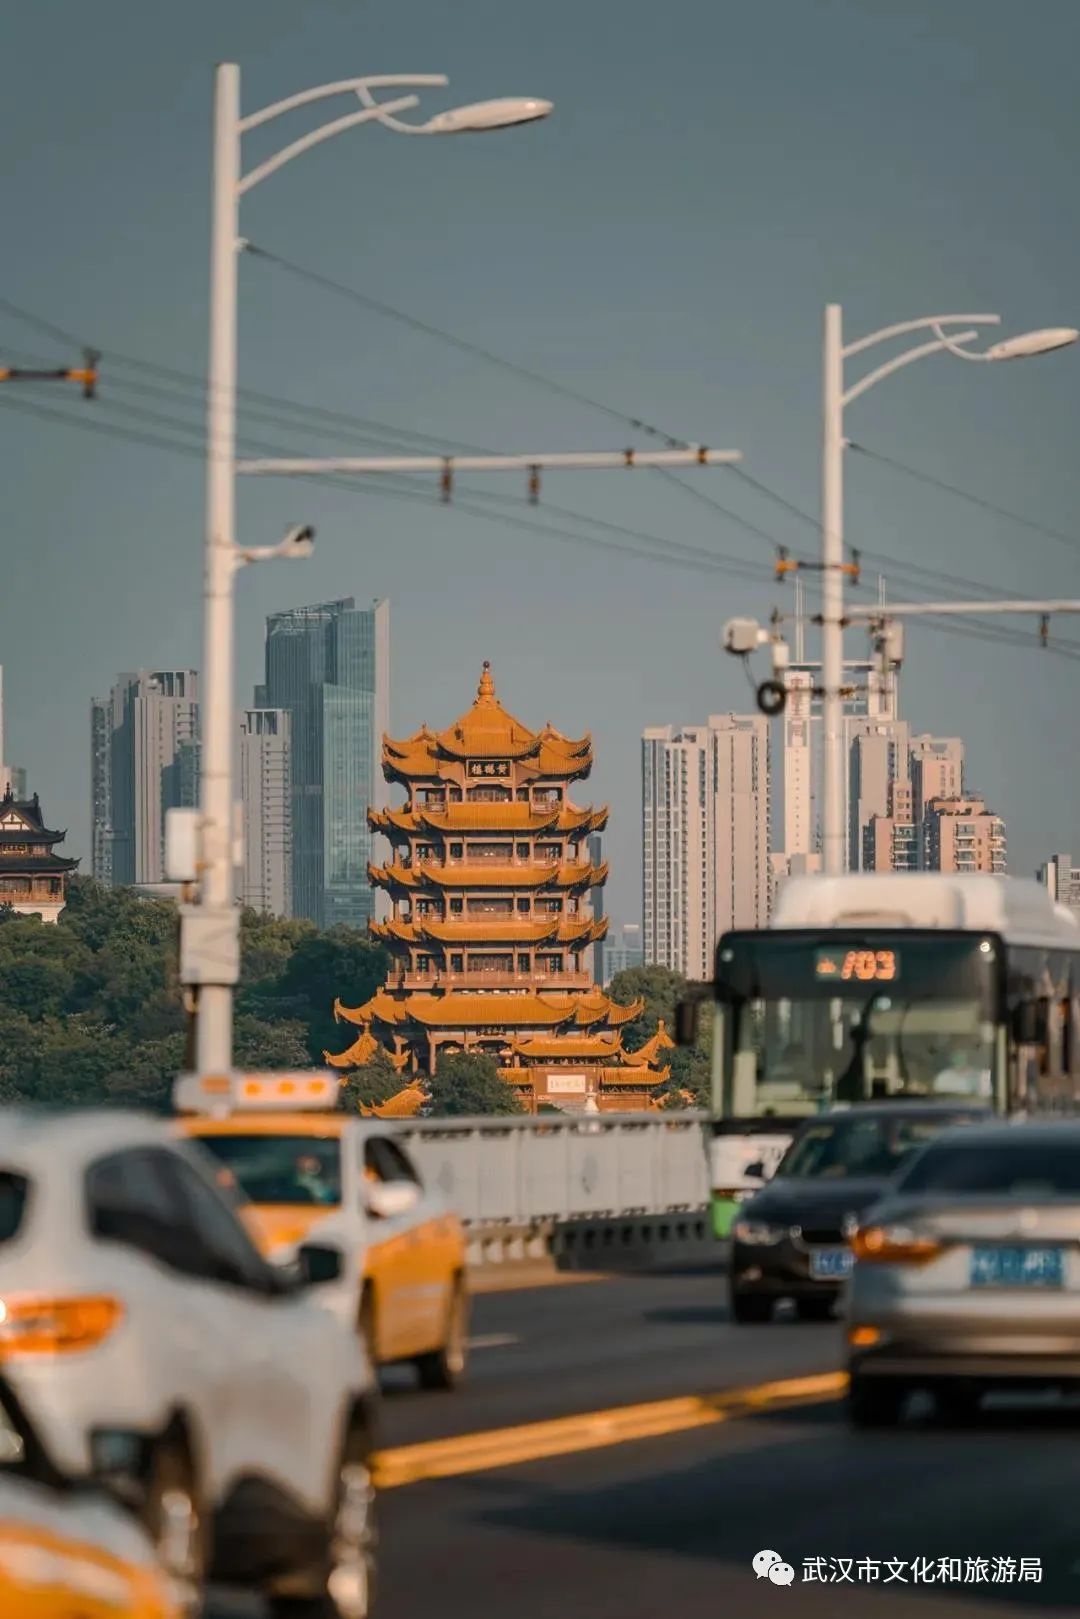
467;1333;520;1351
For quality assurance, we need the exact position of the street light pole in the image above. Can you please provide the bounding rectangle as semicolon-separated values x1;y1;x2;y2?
817;306;1077;877
196;62;242;1073
190;63;554;1075
820;304;845;877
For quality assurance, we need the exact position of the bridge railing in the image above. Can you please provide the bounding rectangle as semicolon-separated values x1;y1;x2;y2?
396;1112;712;1266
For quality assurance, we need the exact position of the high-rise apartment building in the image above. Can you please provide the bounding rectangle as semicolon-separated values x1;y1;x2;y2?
602;922;644;986
238;709;292;916
1037;853;1080;917
258;599;388;929
862;780;917;872
910;735;964;822
92;671;200;886
923;795;1006;874
847;719;910;870
90;696;113;885
642;714;770;979
781;669;814;858
779;646;897;866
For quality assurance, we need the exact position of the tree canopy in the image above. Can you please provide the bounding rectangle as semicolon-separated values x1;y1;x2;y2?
423;1052;524;1117
0;877;389;1112
0;879;703;1115
609;962;711;1109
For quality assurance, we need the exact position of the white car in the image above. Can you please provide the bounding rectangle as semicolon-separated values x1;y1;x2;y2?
0;1109;378;1617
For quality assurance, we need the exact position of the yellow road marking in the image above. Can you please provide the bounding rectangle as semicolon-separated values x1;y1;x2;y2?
374;1370;847;1489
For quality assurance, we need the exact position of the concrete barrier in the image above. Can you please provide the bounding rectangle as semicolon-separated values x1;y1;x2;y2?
397;1111;718;1275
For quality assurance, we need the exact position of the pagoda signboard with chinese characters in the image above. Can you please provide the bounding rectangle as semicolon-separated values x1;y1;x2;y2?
0;788;78;923
326;663;673;1114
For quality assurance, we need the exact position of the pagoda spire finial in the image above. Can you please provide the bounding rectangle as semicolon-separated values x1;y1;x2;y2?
477;660;496;703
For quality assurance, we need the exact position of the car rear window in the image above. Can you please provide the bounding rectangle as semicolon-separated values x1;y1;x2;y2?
899;1140;1080;1196
0;1173;29;1244
189;1134;342;1207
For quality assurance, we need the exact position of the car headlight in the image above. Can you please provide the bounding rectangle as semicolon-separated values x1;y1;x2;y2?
732;1219;786;1246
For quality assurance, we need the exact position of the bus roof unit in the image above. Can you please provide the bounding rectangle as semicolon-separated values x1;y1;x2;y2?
771;874;1080;947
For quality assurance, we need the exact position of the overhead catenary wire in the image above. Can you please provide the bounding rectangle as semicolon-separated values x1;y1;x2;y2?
0;293;800;566
10;386;1080;669
849;441;1080;556
3;290;1077;655
243;242;692;449
0;389;778;585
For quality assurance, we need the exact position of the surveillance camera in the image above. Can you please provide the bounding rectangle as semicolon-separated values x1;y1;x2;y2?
723;617;764;656
278;524;315;560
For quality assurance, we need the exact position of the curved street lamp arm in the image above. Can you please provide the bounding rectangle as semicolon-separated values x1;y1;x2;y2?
353;79;440;133
240;74;448;133
238;95;420;195
842;330;980;409
928;322;997;361
842;312;1000;361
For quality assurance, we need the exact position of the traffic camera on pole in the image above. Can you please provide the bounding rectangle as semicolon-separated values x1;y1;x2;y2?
722;617;792;716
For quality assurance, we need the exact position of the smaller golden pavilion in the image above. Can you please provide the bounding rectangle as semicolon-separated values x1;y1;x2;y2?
327;663;673;1113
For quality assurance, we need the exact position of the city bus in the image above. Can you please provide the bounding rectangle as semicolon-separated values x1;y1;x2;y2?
687;873;1080;1236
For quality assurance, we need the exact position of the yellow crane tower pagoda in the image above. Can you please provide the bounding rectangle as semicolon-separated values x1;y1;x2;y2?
326;662;673;1113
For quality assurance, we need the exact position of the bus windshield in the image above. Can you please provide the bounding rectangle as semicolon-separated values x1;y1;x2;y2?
716;931;1001;1115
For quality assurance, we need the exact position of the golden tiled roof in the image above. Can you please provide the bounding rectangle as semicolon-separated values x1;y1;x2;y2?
358;1081;427;1119
619;1020;677;1067
369;802;608;837
382;663;593;778
598;1066;672;1086
323;1029;410;1072
371;858;607;891
371;916;606;947
507;1032;624;1060
335;987;645;1032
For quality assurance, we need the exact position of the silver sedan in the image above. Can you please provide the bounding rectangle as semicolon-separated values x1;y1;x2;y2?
845;1120;1080;1426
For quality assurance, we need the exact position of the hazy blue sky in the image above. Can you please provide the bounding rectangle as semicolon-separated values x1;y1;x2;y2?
3;0;1079;920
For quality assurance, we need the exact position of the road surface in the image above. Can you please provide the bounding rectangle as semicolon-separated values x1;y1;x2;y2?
211;1270;1080;1616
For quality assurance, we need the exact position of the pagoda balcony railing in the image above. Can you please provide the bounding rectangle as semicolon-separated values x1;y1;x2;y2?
398;855;564;871
396;968;595;991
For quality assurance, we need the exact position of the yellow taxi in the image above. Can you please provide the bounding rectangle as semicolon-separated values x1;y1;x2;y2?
0;1475;180;1619
175;1073;469;1388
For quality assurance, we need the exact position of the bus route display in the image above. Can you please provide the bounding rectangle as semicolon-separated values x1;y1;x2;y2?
814;946;899;983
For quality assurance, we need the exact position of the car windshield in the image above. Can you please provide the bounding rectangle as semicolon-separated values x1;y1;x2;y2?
899;1139;1080;1197
0;1173;28;1244
776;1114;976;1181
191;1134;342;1207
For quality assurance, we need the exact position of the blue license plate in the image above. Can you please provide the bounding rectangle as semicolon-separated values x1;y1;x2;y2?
809;1247;853;1279
970;1246;1064;1288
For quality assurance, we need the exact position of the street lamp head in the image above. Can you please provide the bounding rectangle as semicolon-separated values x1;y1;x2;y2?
984;327;1079;362
421;96;553;135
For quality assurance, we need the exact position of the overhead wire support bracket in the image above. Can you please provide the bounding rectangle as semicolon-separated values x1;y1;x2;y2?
0;345;98;398
234;446;743;477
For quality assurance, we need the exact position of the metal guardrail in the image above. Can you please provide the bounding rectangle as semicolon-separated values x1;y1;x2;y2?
396;1111;710;1227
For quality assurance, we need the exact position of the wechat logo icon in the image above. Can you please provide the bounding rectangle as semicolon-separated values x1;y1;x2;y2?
753;1550;795;1587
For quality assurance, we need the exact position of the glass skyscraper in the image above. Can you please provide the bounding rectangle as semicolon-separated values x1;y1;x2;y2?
258;599;389;929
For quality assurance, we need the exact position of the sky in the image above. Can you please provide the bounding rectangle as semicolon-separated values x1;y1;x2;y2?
2;0;1080;922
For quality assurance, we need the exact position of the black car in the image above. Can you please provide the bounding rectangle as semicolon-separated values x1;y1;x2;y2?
729;1103;988;1323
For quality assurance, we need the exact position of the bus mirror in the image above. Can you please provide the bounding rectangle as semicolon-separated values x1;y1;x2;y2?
675;999;700;1047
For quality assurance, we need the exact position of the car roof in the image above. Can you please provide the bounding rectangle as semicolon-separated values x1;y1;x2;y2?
0;1108;176;1167
178;1112;399;1140
799;1102;991;1124
908;1118;1080;1148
